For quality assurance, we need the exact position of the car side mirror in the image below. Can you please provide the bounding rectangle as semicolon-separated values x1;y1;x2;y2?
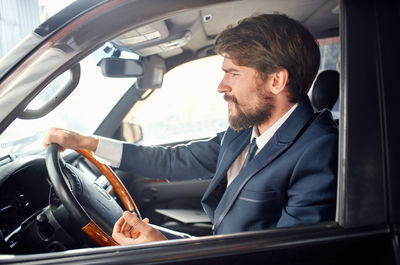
123;123;143;143
113;122;143;143
100;57;144;78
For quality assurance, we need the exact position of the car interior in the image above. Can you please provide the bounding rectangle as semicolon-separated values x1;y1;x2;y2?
0;0;341;255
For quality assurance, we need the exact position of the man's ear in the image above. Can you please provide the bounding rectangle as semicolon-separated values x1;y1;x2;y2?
269;68;289;95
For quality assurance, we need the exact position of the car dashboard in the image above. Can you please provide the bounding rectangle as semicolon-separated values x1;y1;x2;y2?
0;154;107;254
0;157;50;239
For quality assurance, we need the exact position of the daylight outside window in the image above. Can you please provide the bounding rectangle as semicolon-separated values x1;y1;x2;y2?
129;55;229;146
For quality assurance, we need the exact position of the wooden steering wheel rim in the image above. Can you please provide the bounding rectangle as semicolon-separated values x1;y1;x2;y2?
75;149;140;246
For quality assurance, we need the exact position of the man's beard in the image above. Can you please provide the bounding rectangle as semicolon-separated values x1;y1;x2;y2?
225;92;274;131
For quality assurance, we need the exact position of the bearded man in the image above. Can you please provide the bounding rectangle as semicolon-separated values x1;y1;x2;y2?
44;13;338;245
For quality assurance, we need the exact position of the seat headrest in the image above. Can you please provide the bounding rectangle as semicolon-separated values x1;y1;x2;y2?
311;70;339;111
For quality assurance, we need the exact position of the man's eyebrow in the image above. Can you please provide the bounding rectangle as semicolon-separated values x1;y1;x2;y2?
222;67;240;73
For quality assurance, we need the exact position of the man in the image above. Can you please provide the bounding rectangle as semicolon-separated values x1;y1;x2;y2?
43;14;338;245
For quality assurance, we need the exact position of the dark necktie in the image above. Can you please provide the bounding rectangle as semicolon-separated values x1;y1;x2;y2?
241;138;258;170
219;138;258;194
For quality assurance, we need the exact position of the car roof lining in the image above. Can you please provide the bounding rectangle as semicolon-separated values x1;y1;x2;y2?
111;0;339;67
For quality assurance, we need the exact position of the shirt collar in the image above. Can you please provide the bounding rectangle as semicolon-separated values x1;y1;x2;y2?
251;103;298;151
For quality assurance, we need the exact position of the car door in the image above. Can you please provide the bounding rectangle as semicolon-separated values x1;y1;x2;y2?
62;0;400;263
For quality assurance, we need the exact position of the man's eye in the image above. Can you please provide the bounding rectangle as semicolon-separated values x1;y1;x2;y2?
230;73;239;78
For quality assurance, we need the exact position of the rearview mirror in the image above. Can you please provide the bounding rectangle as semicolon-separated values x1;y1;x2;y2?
100;58;144;78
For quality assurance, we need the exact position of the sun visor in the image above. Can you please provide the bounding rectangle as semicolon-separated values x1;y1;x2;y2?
136;55;166;90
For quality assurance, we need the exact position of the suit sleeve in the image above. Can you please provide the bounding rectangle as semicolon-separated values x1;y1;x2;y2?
118;131;224;181
277;133;338;227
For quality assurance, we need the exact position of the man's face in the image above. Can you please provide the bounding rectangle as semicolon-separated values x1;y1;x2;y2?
218;57;275;131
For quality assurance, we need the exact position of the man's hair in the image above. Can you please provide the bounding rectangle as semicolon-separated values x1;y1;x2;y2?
214;14;320;103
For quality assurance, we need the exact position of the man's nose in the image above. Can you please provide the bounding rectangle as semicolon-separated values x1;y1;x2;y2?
217;77;231;93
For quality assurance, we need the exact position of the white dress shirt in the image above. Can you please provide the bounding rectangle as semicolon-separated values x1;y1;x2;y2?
94;137;123;168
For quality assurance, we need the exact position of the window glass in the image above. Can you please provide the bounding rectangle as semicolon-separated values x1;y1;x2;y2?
0;46;133;158
314;36;340;119
318;36;340;72
130;55;228;145
0;1;75;59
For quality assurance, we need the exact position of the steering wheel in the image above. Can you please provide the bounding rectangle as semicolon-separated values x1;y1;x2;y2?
45;143;140;246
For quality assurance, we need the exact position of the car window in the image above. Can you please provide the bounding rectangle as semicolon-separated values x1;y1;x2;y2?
315;36;340;119
318;36;340;72
0;46;133;158
0;1;76;59
129;55;228;145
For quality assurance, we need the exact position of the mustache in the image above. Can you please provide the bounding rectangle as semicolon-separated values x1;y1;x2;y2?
224;94;239;105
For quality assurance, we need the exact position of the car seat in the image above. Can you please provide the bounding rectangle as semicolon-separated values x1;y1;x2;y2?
310;69;340;122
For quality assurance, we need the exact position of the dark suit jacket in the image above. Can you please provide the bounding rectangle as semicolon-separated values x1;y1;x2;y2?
119;97;338;235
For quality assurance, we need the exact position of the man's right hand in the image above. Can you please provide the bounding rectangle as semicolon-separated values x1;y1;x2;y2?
42;127;99;152
112;211;167;245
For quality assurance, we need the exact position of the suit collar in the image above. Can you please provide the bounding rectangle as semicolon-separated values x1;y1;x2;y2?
252;102;299;152
274;97;314;143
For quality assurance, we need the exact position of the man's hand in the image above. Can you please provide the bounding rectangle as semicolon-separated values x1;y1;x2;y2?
42;127;98;152
112;211;167;245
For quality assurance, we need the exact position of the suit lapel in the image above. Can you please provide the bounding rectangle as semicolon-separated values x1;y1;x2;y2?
201;128;252;221
212;134;292;231
212;130;251;188
212;97;315;233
